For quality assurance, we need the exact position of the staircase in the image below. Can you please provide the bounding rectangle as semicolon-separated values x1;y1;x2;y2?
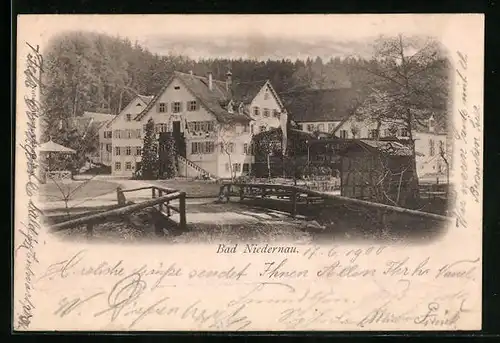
177;155;218;180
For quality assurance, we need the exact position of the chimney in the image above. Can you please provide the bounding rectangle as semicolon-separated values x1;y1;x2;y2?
207;72;213;91
226;70;233;92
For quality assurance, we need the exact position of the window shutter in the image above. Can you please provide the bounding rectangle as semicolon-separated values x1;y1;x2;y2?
179;102;183;112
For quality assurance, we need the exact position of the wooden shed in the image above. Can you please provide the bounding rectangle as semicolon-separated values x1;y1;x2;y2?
337;139;417;207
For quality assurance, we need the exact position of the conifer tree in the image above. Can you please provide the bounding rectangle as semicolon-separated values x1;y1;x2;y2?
141;118;159;179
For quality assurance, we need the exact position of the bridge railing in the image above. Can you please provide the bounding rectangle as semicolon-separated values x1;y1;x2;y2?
219;182;453;228
50;185;187;237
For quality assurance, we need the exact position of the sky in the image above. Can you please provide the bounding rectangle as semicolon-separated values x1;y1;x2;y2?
20;14;476;61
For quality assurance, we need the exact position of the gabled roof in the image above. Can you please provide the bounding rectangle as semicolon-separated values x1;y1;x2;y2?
105;94;154;128
230;80;268;104
280;88;358;123
135;71;252;124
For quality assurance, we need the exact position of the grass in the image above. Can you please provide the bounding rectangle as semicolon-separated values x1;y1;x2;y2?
39;179;119;202
148;179;221;198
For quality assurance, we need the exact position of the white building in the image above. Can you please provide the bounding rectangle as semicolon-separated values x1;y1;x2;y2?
104;71;286;178
99;95;155;174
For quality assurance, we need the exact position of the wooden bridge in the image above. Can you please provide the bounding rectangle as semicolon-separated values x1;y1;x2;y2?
218;182;453;232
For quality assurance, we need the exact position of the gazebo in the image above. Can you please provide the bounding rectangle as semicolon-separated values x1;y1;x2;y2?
39;139;76;183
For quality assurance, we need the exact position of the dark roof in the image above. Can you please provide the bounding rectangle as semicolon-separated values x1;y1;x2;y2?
230;80;268;104
280;88;358;123
135;71;252;124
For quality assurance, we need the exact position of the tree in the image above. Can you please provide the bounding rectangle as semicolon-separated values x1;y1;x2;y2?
354;34;451;197
141;118;159;179
218;123;237;180
159;133;177;179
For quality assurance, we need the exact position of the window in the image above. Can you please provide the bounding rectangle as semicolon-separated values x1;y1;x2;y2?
220;142;234;154
317;124;325;132
190;121;215;132
264;90;270;100
174;86;180;90
253;107;260;116
106;144;112;152
233;163;241;172
339;130;348;139
429;139;435;156
243;143;250;155
125;162;132;171
401;128;409;137
126;113;132;121
383;129;390;137
243;124;249;133
263;108;270;117
307;124;315;132
136;129;141;138
187;101;198;111
172;102;182;113
297;124;303;131
115;147;121;156
259;125;266;133
273;110;280;118
104;131;112;138
126;146;131;155
192;141;215;154
328;123;336;132
135;146;141;156
126;129;132;139
158;102;167;113
114;130;121;139
243;163;250;173
115;162;121;171
155;123;168;133
368;129;379;139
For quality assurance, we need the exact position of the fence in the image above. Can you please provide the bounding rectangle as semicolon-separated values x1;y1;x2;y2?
219;182;453;232
49;185;187;237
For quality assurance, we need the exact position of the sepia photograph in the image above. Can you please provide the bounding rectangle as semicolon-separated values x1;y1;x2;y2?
14;14;483;331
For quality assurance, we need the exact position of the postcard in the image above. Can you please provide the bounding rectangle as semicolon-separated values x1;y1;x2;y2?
14;14;484;331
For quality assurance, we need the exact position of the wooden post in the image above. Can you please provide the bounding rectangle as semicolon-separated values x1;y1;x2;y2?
86;222;94;238
116;187;125;206
179;192;187;230
152;187;156;199
166;200;171;217
291;188;297;218
239;186;245;200
158;189;163;212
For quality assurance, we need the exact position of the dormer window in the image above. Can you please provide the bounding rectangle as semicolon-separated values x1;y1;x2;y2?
263;108;270;117
253;107;260;116
174;86;180;90
273;110;280;118
126;114;132;121
264;88;270;100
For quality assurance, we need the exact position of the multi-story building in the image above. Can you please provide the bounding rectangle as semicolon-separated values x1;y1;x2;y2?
104;71;286;178
99;94;154;174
